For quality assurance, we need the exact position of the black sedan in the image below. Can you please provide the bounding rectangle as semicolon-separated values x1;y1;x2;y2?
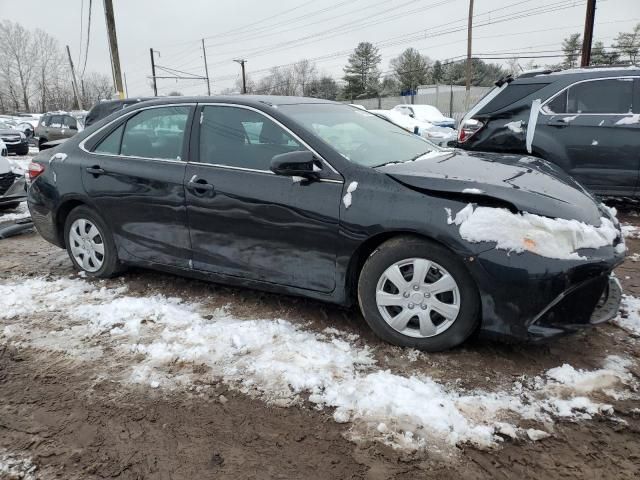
26;96;624;351
0;121;30;156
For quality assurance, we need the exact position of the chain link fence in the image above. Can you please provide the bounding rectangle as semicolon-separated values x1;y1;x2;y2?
346;85;492;126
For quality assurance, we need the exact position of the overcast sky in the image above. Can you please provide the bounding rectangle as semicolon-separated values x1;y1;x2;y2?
2;0;639;97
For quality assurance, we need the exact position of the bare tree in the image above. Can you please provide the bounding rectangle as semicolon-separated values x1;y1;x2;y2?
0;20;39;111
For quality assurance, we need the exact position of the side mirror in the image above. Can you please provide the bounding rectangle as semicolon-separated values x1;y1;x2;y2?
270;151;319;179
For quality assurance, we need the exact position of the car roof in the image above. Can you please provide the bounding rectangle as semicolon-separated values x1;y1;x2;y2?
512;65;640;85
132;95;339;108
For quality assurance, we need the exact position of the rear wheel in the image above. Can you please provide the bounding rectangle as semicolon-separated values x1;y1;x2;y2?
16;145;29;156
64;206;124;278
38;138;48;150
357;236;480;351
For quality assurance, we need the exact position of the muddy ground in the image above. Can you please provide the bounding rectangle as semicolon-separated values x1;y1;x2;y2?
0;202;639;479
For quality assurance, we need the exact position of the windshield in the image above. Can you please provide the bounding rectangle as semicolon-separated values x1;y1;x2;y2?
280;103;438;167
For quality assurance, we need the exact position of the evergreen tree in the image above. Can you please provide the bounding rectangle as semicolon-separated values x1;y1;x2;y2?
562;33;582;68
613;23;640;64
590;41;620;65
342;42;381;98
306;76;339;100
431;60;443;83
390;48;431;92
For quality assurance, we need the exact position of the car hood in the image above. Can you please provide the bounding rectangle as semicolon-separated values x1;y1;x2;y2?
377;149;604;225
0;129;20;135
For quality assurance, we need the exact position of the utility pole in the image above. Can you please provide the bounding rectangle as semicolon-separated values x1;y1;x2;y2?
234;59;247;94
103;0;124;99
123;72;129;98
202;39;211;95
465;0;474;93
581;0;597;67
150;48;158;96
65;45;83;110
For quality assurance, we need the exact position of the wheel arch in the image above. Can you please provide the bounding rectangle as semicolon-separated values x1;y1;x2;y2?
55;199;88;247
345;230;470;306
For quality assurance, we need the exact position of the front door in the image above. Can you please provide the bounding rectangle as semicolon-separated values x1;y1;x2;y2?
185;104;342;293
536;77;639;196
82;105;194;268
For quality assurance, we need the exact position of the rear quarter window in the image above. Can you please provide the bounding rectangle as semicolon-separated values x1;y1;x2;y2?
479;83;550;113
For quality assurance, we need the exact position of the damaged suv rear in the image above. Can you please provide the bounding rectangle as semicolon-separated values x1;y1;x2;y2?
0;143;26;211
456;67;640;197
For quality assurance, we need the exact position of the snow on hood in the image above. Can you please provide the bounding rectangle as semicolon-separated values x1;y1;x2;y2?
446;203;620;260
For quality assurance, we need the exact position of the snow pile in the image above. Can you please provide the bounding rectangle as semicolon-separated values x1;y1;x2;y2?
0;449;37;480
342;181;358;209
445;204;619;260
2;277;638;451
614;294;640;336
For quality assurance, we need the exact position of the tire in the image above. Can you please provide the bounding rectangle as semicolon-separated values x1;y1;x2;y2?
38;138;48;151
63;206;124;278
16;145;29;156
357;236;480;351
0;202;21;211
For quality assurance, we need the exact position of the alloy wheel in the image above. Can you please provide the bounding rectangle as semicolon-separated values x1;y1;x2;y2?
375;257;461;338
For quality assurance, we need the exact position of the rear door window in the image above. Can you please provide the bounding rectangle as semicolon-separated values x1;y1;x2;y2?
63;116;78;129
49;115;63;128
94;124;124;155
120;106;190;160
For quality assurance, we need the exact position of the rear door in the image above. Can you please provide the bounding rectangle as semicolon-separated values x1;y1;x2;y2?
536;77;639;195
184;103;342;292
82;104;194;267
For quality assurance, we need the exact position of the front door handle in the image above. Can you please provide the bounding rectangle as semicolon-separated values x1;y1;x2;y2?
86;166;105;176
188;175;215;194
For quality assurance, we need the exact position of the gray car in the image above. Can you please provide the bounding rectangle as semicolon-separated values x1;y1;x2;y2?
35;112;83;150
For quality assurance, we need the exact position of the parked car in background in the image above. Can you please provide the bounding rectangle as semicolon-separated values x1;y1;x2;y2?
27;96;623;351
457;66;640;197
0;120;30;155
393;104;456;128
85;98;154;127
370;109;457;147
0;140;26;210
35;112;83;149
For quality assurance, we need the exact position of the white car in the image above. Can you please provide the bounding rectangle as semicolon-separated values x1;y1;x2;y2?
370;109;456;147
0;139;6;157
392;104;456;129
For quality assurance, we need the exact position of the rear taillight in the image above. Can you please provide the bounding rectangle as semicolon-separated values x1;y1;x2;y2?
458;119;484;143
27;162;45;182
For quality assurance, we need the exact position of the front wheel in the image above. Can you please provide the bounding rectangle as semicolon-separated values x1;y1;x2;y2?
64;206;124;278
357;236;480;351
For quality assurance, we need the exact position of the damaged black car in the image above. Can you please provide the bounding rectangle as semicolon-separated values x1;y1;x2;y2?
26;97;624;351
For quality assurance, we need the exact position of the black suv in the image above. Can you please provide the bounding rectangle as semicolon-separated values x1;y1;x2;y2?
85;98;154;127
457;67;640;197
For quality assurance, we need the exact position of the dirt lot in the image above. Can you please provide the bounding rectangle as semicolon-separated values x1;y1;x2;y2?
1;201;639;479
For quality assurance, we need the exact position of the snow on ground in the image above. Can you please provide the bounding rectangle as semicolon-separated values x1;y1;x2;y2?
622;224;640;239
0;449;38;480
1;277;637;453
445;204;619;260
615;294;640;336
0;202;30;223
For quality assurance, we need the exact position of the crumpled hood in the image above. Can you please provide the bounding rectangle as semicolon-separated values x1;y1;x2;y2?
377;149;603;225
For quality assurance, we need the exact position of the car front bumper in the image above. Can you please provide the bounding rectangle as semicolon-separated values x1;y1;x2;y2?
2;139;29;153
466;243;624;341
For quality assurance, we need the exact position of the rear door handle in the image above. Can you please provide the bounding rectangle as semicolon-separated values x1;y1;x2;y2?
187;175;215;193
86;166;105;176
